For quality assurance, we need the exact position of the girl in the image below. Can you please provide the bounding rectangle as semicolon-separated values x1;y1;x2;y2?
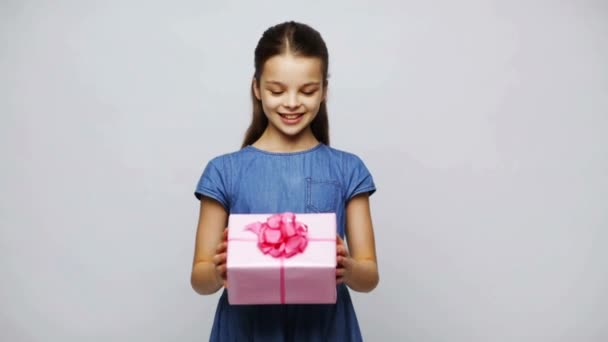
191;21;379;341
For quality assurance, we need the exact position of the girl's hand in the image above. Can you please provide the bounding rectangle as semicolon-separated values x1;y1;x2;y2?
336;234;353;285
212;229;228;288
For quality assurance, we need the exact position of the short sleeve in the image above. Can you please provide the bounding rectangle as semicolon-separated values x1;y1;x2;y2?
194;156;230;210
343;153;376;201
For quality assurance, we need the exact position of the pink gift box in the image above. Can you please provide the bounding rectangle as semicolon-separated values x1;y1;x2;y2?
226;213;337;305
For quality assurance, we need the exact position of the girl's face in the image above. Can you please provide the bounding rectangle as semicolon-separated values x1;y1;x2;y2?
253;53;327;141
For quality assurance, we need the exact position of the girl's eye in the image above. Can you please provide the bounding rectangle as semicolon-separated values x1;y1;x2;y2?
267;89;317;96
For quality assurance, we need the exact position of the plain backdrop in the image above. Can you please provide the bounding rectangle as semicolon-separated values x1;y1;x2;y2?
1;0;607;341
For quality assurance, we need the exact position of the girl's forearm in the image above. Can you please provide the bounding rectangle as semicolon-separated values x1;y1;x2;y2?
345;259;379;293
191;261;223;295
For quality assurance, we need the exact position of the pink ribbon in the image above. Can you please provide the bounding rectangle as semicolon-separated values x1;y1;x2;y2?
245;212;309;258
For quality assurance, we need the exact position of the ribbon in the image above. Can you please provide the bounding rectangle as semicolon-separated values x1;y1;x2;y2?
245;212;309;258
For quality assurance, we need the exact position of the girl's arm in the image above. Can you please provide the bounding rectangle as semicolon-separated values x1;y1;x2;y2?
190;197;228;295
338;193;379;292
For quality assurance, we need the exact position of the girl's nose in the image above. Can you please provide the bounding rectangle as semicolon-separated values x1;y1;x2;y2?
283;93;300;108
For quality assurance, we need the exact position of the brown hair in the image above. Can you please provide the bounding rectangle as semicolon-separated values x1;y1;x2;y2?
241;21;330;148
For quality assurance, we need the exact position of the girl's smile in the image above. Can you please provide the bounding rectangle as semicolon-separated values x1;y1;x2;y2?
279;112;305;124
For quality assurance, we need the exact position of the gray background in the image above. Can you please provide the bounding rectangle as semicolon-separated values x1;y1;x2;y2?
2;0;607;341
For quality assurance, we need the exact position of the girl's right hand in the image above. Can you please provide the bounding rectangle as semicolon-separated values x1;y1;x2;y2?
212;229;228;288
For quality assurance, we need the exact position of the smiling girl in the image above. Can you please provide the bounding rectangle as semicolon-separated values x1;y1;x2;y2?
191;21;379;341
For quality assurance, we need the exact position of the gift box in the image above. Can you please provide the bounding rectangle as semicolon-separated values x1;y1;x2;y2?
226;212;337;305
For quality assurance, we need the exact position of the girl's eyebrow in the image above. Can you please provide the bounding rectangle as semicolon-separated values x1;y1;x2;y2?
265;81;321;87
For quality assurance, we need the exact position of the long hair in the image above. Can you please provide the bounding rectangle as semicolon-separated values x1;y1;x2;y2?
241;21;330;148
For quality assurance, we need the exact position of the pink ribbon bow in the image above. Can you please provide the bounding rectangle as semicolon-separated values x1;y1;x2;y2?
245;212;309;258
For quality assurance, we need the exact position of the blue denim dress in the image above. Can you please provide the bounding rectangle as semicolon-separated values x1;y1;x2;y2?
195;143;376;341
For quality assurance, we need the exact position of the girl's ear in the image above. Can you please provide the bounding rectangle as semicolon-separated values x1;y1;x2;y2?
252;78;261;101
322;80;328;102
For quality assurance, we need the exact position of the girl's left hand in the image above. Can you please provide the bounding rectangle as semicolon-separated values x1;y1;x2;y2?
336;235;353;285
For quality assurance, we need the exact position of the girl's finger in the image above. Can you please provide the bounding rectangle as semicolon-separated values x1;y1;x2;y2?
217;264;227;278
216;242;227;253
338;255;351;266
337;256;353;271
336;234;345;245
340;256;352;269
337;246;350;257
213;252;227;266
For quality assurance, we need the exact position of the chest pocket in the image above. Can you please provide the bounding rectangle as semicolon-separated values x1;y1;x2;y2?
306;178;341;213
